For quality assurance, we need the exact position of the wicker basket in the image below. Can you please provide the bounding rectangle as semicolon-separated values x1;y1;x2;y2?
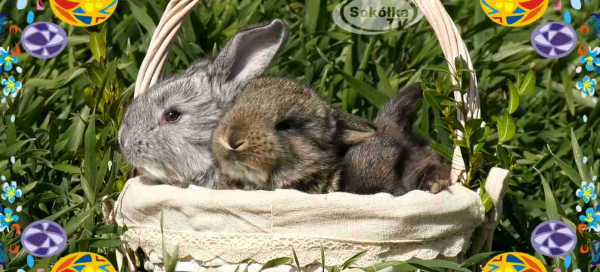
110;0;511;271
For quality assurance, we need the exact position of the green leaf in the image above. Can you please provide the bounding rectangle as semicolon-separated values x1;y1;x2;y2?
83;111;98;206
291;247;302;269
89;32;106;62
562;71;575;116
96;148;111;196
341;251;366;270
518;70;536;96
430;143;453;161
129;2;156;34
53;164;81;174
259;257;292;272
535;168;560;221
497;111;516;143
508;80;520;114
497;145;510;169
100;23;108;43
334;66;388;108
67;107;90;153
2;139;35;158
547;144;582;186
85;65;104;87
64;204;97;235
571;129;592;182
460;252;500;268
438;117;465;132
239;0;261;21
320;243;325;272
376;62;395;97
481;192;493;212
305;0;320;33
424;90;442;112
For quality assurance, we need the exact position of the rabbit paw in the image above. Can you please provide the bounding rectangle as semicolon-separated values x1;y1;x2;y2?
427;178;452;194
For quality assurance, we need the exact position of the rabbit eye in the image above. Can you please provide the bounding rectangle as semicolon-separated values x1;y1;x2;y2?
164;110;181;123
276;118;301;131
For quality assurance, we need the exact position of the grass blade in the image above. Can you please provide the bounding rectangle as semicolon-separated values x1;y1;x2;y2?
259;257;292;272
547;144;582;186
571;128;592;182
334;66;388;108
291;247;302;271
341;251;366;270
535;167;560;221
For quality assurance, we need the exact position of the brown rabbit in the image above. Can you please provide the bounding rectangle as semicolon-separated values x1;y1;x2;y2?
339;83;453;196
211;77;376;193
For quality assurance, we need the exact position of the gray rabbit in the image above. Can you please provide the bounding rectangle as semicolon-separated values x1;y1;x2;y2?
211;77;377;193
119;20;289;188
339;83;453;196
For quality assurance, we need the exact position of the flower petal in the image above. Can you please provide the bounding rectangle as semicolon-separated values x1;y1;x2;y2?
14;189;21;198
587;207;595;214
577;81;584;89
588;64;595;71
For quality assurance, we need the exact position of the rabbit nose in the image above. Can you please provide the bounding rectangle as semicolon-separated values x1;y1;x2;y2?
228;137;246;150
227;129;246;150
230;140;246;150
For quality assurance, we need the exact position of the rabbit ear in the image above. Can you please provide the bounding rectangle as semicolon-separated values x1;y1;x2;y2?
215;19;289;85
333;109;377;145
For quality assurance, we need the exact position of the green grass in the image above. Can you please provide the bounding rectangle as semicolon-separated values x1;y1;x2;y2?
1;0;600;271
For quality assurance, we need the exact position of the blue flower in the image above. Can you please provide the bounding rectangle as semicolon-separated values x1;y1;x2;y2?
577;181;598;203
580;47;600;71
1;181;22;204
2;76;21;97
577;76;597;97
0;47;18;72
0;207;18;232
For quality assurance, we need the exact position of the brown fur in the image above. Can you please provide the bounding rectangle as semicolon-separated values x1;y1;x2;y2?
212;77;375;193
339;83;452;196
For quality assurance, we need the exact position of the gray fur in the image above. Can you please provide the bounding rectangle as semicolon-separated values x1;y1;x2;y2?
339;83;453;196
119;19;289;188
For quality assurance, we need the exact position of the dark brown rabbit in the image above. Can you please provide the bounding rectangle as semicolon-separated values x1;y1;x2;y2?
339;83;452;197
211;77;376;193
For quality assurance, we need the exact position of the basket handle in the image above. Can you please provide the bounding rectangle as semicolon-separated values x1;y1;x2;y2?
134;0;199;98
133;0;480;182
